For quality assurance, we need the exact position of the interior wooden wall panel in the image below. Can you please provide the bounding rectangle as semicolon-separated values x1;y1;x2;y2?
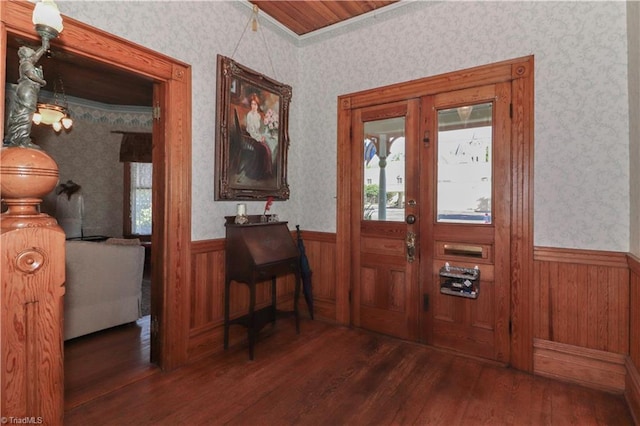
190;240;225;329
533;247;629;355
296;231;337;322
629;255;640;366
627;254;640;423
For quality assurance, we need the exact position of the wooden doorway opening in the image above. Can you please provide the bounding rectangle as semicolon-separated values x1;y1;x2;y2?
1;1;192;372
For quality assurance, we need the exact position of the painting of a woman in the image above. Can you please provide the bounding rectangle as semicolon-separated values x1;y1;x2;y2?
215;54;291;200
244;93;273;179
232;90;280;184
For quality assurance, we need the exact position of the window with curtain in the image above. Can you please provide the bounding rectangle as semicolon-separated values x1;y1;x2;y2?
118;131;152;237
126;162;152;236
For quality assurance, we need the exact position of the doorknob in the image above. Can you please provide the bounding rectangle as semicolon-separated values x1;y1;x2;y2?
406;214;416;224
406;231;416;263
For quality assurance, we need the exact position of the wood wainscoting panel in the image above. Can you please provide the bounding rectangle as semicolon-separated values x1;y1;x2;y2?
186;231;336;361
533;338;625;393
627;254;640;423
533;247;629;354
629;255;640;369
297;231;337;322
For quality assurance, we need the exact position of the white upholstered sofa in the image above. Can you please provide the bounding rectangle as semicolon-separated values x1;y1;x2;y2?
64;239;145;340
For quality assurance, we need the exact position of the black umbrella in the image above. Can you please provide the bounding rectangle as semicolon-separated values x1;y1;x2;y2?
296;225;314;320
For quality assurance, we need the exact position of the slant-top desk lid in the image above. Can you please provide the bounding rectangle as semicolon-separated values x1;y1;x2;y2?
224;216;299;282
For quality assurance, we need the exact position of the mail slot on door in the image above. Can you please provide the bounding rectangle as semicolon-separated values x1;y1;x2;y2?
439;263;480;299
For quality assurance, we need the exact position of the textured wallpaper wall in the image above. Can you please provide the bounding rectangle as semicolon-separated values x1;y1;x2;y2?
628;1;640;257
57;1;631;251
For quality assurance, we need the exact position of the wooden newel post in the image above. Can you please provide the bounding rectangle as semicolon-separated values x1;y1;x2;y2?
1;146;65;425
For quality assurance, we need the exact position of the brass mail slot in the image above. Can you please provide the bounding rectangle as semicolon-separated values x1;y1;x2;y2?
443;244;484;258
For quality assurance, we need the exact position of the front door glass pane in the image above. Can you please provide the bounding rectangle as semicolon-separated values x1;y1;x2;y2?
436;102;493;224
363;117;405;221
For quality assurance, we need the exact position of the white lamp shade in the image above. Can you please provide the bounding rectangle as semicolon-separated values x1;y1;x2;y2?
36;105;64;125
61;116;73;129
32;0;63;33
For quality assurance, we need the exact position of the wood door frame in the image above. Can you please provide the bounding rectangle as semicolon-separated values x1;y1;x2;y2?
0;0;192;371
336;56;534;371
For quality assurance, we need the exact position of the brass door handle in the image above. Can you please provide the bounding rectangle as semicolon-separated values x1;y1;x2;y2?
406;231;416;263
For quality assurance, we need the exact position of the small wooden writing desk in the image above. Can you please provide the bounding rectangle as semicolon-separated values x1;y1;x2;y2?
223;215;301;359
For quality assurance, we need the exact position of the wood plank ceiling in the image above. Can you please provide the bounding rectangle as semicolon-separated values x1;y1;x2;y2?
249;0;400;35
4;1;400;106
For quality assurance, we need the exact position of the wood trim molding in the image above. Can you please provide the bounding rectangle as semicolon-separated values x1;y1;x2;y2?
300;230;336;244
191;239;225;254
509;57;535;372
342;56;529;109
535;246;629;268
628;253;640;275
534;338;626;393
626;356;640;425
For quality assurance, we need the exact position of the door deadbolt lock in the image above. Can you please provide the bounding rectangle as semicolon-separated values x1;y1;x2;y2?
406;214;416;224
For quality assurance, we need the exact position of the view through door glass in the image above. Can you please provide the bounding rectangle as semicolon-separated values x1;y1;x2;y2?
362;117;405;222
437;102;493;224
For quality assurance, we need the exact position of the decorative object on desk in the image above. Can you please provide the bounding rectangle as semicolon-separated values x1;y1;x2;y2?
296;225;314;319
261;196;274;223
214;55;292;201
235;202;249;224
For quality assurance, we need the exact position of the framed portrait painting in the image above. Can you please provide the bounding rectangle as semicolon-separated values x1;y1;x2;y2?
215;55;292;200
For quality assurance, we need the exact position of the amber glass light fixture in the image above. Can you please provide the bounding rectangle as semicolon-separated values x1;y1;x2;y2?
32;74;73;132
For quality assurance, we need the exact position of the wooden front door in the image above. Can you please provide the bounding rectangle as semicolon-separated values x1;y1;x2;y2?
349;83;512;363
351;99;421;341
421;83;511;363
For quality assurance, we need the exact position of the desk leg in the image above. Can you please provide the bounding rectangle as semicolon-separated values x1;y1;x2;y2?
294;269;301;334
224;279;230;350
248;282;256;360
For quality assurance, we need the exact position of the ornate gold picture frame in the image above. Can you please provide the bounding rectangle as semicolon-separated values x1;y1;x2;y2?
215;55;292;200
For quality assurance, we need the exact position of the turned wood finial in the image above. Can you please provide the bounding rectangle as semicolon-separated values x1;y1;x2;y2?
0;146;59;230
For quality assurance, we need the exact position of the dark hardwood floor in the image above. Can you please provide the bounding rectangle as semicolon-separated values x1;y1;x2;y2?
64;317;633;425
64;316;158;411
